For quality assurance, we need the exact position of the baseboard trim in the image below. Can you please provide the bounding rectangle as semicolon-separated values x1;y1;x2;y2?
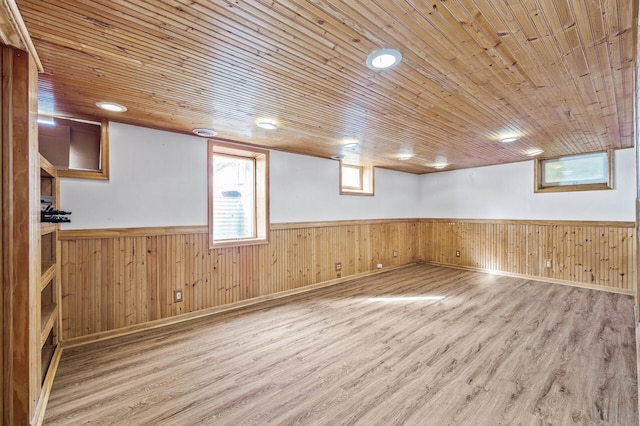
32;344;63;426
423;261;634;296
60;263;414;349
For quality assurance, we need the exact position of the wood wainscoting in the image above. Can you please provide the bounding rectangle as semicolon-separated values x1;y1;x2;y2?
58;218;636;344
419;219;636;294
57;219;419;342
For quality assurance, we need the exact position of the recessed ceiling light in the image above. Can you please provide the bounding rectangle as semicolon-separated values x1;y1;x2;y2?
96;101;127;112
499;134;519;143
256;118;278;130
331;154;345;160
342;142;359;149
192;128;217;137
366;48;402;70
434;163;448;170
399;153;413;161
526;148;544;157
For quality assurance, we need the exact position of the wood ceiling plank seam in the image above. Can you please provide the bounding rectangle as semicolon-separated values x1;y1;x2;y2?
34;75;481;167
510;0;600;143
63;3;520;155
446;0;572;146
601;0;632;147
111;0;560;150
433;0;565;143
312;0;548;145
154;0;464;120
26;23;476;144
17;0;632;170
350;0;536;132
452;0;539;90
482;1;578;118
26;0;632;156
384;0;534;109
574;1;620;149
549;0;602;110
185;0;516;140
300;0;510;125
524;0;612;151
38;0;496;141
611;0;637;144
403;2;572;151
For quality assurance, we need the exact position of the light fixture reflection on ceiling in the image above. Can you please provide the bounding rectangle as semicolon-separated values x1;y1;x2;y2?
366;48;402;70
368;296;446;302
499;134;519;143
433;155;448;169
192;128;217;137
96;101;127;112
256;118;278;130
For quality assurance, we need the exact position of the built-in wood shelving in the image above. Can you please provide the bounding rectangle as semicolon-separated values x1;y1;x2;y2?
40;263;56;291
35;153;62;423
40;303;58;347
41;222;57;235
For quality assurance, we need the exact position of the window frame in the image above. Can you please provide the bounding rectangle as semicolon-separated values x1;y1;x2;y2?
534;150;613;193
208;140;269;248
39;117;110;180
339;161;375;196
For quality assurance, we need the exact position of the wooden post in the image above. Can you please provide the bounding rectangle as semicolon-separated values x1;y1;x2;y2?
2;45;39;426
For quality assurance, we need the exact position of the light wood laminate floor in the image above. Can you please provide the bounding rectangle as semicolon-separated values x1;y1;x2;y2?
44;264;637;425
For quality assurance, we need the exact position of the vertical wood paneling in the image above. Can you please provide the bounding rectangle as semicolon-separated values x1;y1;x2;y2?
420;220;636;293
58;219;635;341
59;221;420;340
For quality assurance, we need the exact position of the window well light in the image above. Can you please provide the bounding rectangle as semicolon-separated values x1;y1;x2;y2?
37;115;55;126
256;118;278;130
96;101;127;112
366;48;402;70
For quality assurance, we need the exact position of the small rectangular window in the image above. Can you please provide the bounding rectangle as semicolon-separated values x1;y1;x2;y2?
535;151;612;192
340;161;374;195
212;154;255;240
208;141;269;248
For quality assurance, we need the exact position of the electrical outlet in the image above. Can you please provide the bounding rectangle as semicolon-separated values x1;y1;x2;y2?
545;259;552;268
377;263;383;269
174;289;183;303
335;262;342;271
456;250;460;257
393;249;398;257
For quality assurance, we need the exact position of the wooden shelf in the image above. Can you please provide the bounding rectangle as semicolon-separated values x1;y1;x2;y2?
40;261;56;291
40;222;58;235
40;303;58;348
40;344;56;383
39;154;57;178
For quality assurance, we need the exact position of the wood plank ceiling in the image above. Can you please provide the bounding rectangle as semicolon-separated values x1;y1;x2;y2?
15;0;638;173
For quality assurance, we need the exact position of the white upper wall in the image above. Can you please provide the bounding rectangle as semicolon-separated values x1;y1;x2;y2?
60;122;421;229
270;151;420;223
418;148;636;222
60;123;636;229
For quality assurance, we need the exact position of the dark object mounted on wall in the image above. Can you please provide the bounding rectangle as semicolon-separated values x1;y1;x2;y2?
41;205;72;223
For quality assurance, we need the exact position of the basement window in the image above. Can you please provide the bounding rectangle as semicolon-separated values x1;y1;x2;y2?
340;162;374;195
535;151;612;193
208;140;269;248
